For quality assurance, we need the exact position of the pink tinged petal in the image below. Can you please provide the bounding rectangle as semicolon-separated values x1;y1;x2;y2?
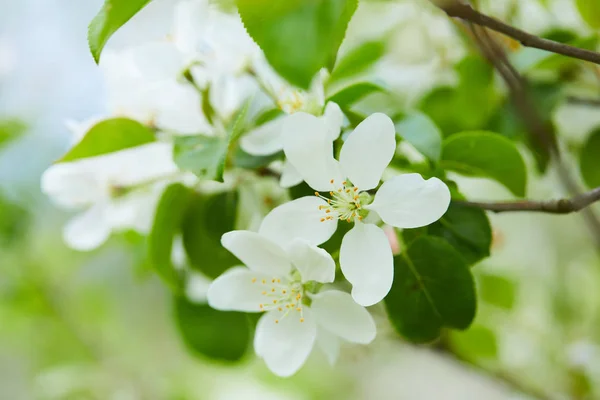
340;223;394;306
316;327;340;365
367;173;451;229
280;160;303;188
259;197;338;248
311;290;376;344
240;116;286;156
63;205;111;251
207;267;274;312
254;308;317;377
282;112;342;192
323;102;344;141
339;113;396;191
286;239;335;284
221;231;292;276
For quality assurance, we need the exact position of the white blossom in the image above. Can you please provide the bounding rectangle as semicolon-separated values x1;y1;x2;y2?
41;142;181;250
207;230;376;377
269;112;450;306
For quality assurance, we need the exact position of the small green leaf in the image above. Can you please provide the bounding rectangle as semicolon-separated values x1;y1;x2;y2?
580;128;600;189
173;136;228;182
449;325;498;361
441;131;527;197
238;0;358;88
60;118;155;162
478;273;517;310
576;0;600;29
173;297;250;362
88;0;152;63
395;112;442;161
182;191;239;279
326;82;385;108
0;118;26;148
148;184;194;290
385;236;476;343
427;203;492;266
330;40;386;82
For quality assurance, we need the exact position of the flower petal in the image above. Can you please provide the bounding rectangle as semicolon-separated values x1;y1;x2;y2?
339;113;396;191
254;308;317;377
286;239;335;284
282;112;342;191
207;267;274;312
240;116;286;156
41;163;104;209
259;197;338;248
366;173;450;228
316;327;340;365
340;223;393;306
311;290;376;344
323;102;344;141
280;160;303;188
63;205;111;251
221;231;292;276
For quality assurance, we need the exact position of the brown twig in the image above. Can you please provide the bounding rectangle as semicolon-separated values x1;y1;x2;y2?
566;96;600;107
441;1;600;66
455;186;600;214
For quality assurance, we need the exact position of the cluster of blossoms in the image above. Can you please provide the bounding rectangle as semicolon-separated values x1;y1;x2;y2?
41;0;451;377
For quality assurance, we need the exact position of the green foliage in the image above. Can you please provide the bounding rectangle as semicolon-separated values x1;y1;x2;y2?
0;118;26;148
579;128;600;189
88;0;152;63
576;0;600;29
326;82;385;108
441;131;527;197
60;118;155;162
404;203;492;266
148;184;193;290
329;40;386;83
173;297;250;362
237;0;358;88
182;191;240;279
478;273;517;310
449;325;498;361
395;112;442;162
174;136;228;182
385;236;477;343
420;56;500;136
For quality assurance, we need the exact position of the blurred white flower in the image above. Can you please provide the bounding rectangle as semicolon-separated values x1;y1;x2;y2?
41;143;180;250
270;112;450;306
207;231;376;377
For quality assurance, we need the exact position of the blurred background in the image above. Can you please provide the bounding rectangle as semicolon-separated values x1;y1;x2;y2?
2;0;600;399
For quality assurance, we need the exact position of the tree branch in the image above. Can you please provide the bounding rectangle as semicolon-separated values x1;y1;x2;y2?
566;96;600;107
455;186;600;214
440;1;600;65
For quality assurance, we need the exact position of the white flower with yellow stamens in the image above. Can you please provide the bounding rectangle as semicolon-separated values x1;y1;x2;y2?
268;112;451;307
207;230;376;377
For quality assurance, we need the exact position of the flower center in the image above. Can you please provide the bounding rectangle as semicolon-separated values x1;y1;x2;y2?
251;276;306;324
314;179;368;223
277;90;306;114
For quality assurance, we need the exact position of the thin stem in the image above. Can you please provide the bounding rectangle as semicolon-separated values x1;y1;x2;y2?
455;186;600;214
566;96;600;107
440;2;600;65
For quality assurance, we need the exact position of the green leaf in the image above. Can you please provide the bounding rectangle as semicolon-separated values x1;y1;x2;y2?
0;118;26;148
88;0;152;63
330;40;386;82
580;128;600;189
576;0;600;29
238;0;358;88
326;82;385;108
182;191;239;279
173;297;250;362
60;118;155;162
174;136;228;182
441;131;527;197
395;112;442;161
148;184;193;290
385;236;476;343
427;203;492;266
449;325;498;361
478;273;517;310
